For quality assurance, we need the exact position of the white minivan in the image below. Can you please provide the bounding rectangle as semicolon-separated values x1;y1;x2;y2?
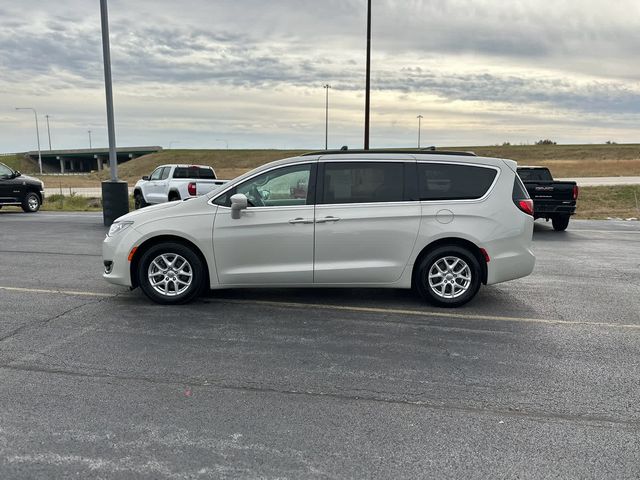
103;150;535;307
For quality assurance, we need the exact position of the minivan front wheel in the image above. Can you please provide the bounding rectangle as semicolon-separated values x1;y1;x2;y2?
137;242;204;304
416;246;481;308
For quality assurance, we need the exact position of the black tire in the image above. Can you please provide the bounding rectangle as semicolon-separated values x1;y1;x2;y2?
137;242;205;305
415;245;482;308
168;191;181;202
134;191;148;209
552;215;570;231
21;192;41;213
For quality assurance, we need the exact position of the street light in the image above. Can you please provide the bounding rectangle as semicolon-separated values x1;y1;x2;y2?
216;139;229;149
88;130;92;149
99;0;129;226
364;0;372;150
45;114;52;150
417;115;423;148
323;84;331;150
15;107;43;174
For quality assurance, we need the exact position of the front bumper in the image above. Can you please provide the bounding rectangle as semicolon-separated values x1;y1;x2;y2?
102;228;139;287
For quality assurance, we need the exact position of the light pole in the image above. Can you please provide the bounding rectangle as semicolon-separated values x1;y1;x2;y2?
216;139;229;149
45;114;52;150
99;0;129;226
417;115;423;148
15;107;42;174
323;84;331;150
364;0;371;150
88;130;92;149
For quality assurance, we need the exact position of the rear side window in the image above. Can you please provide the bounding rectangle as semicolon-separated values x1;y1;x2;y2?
512;174;530;200
418;163;497;201
321;162;404;204
173;167;215;179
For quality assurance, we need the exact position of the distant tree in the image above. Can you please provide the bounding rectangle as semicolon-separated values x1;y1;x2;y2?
535;139;557;145
502;141;511;146
605;140;617;145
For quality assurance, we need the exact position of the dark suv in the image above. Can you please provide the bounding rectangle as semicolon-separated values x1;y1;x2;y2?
0;162;44;212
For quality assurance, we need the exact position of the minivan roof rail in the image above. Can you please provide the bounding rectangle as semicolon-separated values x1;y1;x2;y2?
302;148;477;157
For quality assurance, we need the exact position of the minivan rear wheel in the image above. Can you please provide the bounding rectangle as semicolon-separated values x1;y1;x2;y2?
416;245;481;308
137;242;204;304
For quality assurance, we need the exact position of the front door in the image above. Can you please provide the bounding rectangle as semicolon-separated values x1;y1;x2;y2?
212;162;316;285
313;161;421;284
0;164;19;203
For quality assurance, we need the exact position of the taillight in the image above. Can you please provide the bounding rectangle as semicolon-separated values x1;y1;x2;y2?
187;182;197;196
572;185;579;200
517;199;534;216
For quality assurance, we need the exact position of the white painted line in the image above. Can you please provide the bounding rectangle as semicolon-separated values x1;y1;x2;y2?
217;299;640;330
1;285;638;331
0;286;115;298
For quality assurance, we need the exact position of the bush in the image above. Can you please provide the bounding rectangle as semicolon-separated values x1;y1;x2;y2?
535;139;557;145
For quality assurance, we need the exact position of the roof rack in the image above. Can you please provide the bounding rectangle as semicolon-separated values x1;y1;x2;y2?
302;147;476;157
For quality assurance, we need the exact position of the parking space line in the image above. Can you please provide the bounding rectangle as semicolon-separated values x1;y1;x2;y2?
0;286;115;298
1;285;638;330
217;299;640;330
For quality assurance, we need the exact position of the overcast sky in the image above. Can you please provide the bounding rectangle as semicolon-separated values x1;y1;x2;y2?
1;0;639;152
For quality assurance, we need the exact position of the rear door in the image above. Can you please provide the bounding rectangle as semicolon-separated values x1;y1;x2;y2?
313;159;421;284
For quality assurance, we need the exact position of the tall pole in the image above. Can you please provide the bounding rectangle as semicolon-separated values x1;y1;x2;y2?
364;0;371;150
45;114;52;150
100;0;118;182
417;115;423;148
88;130;92;149
323;84;331;150
16;107;42;174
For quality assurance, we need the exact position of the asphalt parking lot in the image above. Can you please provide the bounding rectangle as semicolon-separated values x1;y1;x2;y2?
0;211;639;479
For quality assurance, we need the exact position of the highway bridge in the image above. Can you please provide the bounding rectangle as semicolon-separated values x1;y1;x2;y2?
25;146;162;173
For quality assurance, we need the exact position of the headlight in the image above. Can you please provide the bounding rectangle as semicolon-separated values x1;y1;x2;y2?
107;221;134;237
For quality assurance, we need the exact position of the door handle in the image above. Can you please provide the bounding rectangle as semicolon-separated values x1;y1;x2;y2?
315;216;341;223
289;217;314;224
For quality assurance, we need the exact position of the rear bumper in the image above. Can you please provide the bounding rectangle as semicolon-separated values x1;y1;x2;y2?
532;200;576;217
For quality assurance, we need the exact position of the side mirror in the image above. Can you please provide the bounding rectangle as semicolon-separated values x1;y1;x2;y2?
142;175;150;181
14;170;21;178
230;193;248;219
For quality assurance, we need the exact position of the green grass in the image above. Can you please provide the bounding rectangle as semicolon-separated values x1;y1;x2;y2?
40;194;136;212
574;185;640;219
0;154;27;171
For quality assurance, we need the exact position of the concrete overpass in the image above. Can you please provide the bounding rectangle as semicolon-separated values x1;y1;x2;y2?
26;146;162;173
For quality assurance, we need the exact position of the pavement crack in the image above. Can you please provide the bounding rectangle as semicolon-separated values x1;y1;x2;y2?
1;363;637;430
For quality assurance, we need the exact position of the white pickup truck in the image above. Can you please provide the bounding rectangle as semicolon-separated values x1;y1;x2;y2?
133;164;227;209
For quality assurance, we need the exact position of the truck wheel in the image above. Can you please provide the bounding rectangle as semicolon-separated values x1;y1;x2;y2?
168;191;181;202
552;215;570;231
134;192;148;209
415;245;481;308
137;242;205;305
21;193;41;213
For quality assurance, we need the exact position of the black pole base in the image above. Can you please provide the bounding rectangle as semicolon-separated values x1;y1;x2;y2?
102;180;129;226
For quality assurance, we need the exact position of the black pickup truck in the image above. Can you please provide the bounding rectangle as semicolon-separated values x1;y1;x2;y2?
0;162;44;212
517;167;578;231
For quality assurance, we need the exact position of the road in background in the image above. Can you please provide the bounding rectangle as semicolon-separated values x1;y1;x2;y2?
0;212;638;479
557;176;640;186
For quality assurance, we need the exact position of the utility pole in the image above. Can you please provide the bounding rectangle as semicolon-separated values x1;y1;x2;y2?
323;84;331;150
15;107;42;174
100;0;129;225
45;114;52;150
364;0;372;150
417;115;423;148
88;130;92;149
